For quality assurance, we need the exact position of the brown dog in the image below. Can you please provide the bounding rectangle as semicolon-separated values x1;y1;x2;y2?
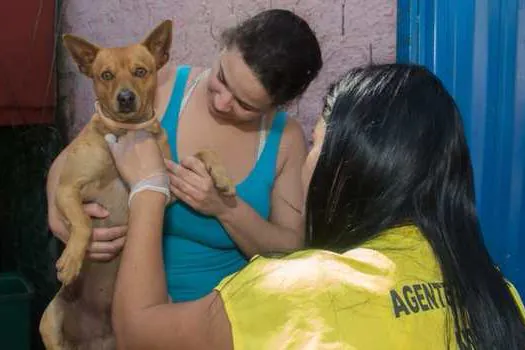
39;20;234;350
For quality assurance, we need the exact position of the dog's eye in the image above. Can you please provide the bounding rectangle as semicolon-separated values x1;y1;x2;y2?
134;67;148;78
101;71;114;81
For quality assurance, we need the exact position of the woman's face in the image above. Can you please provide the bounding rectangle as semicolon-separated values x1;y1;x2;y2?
302;117;326;195
206;47;274;123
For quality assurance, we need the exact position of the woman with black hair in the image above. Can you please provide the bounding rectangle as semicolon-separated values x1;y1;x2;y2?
108;64;525;349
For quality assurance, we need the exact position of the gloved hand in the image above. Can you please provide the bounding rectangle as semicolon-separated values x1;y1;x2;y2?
105;130;170;206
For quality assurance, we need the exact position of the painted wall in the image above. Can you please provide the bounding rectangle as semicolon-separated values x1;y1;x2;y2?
57;0;397;139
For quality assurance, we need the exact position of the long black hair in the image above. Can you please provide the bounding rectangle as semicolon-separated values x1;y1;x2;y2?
305;64;525;348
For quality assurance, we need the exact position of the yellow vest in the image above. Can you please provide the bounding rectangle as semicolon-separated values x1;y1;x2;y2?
216;226;525;349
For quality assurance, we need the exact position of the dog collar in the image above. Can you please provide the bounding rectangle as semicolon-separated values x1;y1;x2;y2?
94;101;157;130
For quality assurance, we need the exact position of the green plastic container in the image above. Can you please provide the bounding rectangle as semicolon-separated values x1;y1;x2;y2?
0;272;34;350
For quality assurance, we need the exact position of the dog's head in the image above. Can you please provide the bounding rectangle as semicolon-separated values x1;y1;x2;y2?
63;20;172;122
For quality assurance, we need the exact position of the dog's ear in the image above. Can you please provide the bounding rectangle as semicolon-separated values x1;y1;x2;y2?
142;20;173;70
63;34;100;77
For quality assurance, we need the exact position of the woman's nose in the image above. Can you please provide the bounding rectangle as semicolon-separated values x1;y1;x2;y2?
214;90;234;113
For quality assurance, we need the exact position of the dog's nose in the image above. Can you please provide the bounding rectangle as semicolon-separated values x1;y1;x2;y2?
117;89;136;111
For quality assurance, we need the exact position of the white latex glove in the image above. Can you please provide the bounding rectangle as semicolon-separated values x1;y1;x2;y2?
105;130;170;206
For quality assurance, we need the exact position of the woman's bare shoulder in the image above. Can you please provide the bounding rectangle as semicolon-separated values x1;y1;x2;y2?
155;63;207;120
158;63;207;87
275;116;307;173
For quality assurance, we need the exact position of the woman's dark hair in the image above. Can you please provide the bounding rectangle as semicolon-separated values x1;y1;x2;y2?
221;9;322;106
306;64;525;349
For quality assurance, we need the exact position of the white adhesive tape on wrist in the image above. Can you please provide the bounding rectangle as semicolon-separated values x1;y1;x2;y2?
128;173;170;207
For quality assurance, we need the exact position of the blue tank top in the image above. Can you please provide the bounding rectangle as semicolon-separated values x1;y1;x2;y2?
160;65;287;302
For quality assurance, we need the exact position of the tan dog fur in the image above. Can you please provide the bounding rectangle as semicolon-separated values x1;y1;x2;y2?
39;20;234;349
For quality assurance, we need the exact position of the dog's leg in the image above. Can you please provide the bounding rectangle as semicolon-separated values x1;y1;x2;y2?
147;121;171;159
146;123;177;205
55;183;92;285
40;293;65;350
195;149;236;196
158;131;171;160
54;132;114;285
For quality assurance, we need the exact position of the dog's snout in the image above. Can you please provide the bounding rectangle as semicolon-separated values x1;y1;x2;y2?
117;89;136;112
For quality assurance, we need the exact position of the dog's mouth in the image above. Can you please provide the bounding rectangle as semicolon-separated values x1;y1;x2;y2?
98;102;153;124
97;90;155;123
113;109;153;124
117;105;136;114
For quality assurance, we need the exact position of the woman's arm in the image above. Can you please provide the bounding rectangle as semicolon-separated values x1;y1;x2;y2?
112;191;232;350
217;119;307;257
107;132;232;350
168;119;307;258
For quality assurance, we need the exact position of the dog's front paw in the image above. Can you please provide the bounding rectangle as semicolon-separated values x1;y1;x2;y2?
209;165;236;197
56;244;85;285
195;150;236;197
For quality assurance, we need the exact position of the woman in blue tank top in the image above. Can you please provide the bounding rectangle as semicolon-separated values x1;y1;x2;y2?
161;67;290;301
158;10;322;301
45;9;323;302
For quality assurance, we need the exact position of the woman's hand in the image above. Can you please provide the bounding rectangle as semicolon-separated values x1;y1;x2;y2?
105;131;166;187
49;202;127;262
106;130;171;206
165;157;236;217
